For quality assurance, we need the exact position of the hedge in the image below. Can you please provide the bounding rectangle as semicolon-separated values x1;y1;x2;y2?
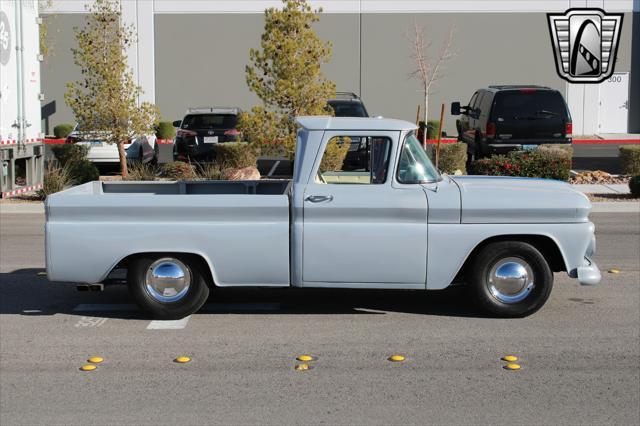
53;123;74;139
436;143;467;174
212;142;258;169
473;149;571;181
51;144;90;167
619;146;640;175
160;161;197;180
629;176;640;197
155;121;177;140
67;159;99;184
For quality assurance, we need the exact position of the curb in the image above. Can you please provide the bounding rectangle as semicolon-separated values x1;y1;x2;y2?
591;202;640;213
0;203;45;214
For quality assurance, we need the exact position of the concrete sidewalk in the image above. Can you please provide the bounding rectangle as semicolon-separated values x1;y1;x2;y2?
572;183;630;194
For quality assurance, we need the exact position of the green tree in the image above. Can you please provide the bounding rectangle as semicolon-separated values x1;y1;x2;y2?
239;0;335;159
65;0;159;178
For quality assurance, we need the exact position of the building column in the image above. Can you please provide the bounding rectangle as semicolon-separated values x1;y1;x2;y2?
121;0;155;105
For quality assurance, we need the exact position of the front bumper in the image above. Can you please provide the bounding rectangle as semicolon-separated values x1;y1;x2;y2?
575;257;601;286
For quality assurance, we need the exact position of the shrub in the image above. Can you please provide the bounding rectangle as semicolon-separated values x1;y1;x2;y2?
160;161;197;180
155;121;176;140
473;149;571;181
37;163;73;199
539;144;574;158
418;120;441;140
319;137;351;173
51;144;90;167
619;146;640;175
67;159;100;184
437;143;467;174
53;123;75;139
211;142;258;169
196;163;224;180
126;162;158;181
427;120;441;139
629;176;640;197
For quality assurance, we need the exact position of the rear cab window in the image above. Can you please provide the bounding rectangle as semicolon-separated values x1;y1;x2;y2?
182;114;238;129
328;102;368;118
491;90;569;121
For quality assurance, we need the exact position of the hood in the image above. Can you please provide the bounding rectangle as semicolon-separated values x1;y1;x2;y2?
450;176;592;223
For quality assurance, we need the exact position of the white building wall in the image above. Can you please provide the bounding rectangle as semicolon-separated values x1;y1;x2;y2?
43;0;638;134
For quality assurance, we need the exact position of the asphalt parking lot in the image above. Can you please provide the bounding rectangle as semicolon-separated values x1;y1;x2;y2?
0;212;638;425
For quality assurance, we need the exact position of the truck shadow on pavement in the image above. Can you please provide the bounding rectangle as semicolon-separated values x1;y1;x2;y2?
0;269;485;319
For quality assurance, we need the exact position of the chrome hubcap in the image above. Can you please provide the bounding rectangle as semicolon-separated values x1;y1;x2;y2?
487;257;534;304
145;258;191;303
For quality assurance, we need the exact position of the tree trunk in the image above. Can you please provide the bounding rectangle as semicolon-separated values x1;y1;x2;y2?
422;92;429;149
117;141;128;178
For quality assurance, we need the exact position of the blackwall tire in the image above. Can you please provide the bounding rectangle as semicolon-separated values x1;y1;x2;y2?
469;241;553;318
128;254;210;320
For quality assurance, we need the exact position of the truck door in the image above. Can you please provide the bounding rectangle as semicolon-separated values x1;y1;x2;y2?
302;131;428;287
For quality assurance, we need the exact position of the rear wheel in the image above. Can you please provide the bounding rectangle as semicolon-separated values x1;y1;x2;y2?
128;254;210;319
468;241;553;317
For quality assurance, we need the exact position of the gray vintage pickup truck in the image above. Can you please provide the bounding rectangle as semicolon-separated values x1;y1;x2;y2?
45;117;600;319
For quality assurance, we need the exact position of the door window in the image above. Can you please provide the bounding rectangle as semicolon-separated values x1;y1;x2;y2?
317;136;392;184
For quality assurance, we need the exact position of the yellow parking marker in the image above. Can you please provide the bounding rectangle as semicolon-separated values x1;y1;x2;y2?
501;355;518;362
294;363;310;371
504;363;521;370
80;364;97;371
87;356;104;364
296;355;314;362
608;268;620;274
174;356;191;363
388;355;405;362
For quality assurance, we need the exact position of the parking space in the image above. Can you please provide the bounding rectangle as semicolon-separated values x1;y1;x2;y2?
1;212;639;425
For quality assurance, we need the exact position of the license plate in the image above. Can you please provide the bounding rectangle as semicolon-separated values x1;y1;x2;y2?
522;144;538;151
203;136;218;144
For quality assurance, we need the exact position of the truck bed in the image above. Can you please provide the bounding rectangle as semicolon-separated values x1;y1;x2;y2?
45;180;291;287
101;180;291;195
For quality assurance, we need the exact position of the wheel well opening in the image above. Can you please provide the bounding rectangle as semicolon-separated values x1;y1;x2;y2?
455;235;566;282
115;252;215;287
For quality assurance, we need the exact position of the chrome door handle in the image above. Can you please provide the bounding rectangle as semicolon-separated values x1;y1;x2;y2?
305;195;334;203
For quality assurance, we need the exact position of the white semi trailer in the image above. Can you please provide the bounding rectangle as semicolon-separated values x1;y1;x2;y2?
0;0;44;198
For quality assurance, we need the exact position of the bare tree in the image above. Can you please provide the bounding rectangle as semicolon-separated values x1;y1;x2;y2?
408;21;455;147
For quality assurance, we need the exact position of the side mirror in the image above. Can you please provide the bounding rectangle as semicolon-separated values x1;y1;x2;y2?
451;102;461;115
172;120;182;128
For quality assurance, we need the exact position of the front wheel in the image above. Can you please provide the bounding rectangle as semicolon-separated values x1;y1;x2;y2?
468;241;553;317
128;254;210;319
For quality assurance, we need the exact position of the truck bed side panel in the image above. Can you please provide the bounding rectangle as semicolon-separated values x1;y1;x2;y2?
46;190;290;286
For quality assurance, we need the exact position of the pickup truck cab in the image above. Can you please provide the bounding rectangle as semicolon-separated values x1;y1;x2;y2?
45;117;600;319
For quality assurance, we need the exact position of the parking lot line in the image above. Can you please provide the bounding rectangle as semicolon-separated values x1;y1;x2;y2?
147;316;191;330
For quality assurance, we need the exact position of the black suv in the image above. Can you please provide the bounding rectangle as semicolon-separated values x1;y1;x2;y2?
451;85;572;161
327;92;369;118
173;107;242;161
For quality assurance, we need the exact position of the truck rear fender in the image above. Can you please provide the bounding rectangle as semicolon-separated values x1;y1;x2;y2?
107;251;217;287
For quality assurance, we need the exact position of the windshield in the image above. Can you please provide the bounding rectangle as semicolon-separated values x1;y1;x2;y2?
397;133;440;183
